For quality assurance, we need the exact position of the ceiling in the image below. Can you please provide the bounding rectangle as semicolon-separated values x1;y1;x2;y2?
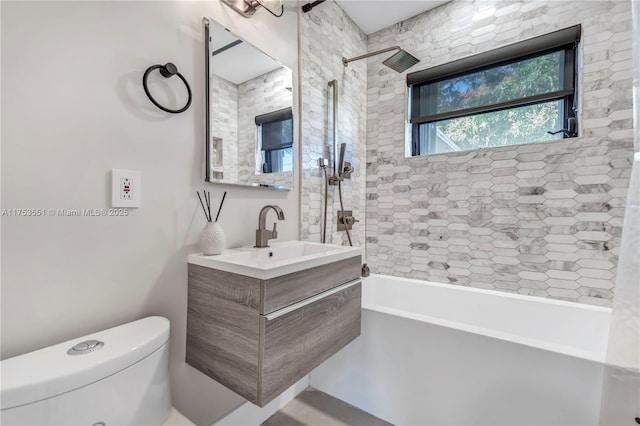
209;19;284;85
335;0;451;35
209;1;451;83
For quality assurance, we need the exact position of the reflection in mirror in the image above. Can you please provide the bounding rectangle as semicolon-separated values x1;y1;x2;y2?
256;107;293;174
204;17;294;190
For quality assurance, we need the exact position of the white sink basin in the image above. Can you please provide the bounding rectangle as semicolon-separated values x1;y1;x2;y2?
188;240;362;280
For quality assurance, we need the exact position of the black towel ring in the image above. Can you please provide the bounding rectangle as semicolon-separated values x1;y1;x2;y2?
142;63;192;114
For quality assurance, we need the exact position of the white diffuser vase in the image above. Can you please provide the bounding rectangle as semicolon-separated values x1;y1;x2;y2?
199;222;226;256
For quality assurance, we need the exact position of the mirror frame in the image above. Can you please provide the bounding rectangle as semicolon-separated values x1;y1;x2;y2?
203;17;294;192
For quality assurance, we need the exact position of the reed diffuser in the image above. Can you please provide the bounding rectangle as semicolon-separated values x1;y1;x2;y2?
197;190;227;256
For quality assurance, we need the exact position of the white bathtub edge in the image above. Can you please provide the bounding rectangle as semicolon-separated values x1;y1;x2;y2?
365;274;611;313
362;302;606;363
362;274;610;363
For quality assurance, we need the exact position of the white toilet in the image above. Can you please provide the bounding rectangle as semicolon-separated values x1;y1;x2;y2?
0;316;192;425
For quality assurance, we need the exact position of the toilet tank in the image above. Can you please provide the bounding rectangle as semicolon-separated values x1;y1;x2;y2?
0;316;171;426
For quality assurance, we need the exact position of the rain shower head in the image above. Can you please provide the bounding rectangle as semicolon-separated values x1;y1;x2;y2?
382;49;420;73
342;46;420;73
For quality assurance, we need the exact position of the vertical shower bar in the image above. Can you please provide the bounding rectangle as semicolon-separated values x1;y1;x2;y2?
322;79;339;244
327;79;353;246
328;79;338;178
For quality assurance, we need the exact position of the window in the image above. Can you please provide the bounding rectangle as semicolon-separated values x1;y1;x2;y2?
408;26;580;156
256;107;293;173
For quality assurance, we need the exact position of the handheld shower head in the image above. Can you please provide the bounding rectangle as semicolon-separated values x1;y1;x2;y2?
338;143;347;177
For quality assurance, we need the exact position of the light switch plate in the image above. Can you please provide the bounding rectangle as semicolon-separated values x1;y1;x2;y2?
111;169;141;208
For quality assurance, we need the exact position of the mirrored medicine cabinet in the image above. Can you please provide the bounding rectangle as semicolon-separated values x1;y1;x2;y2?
204;17;295;191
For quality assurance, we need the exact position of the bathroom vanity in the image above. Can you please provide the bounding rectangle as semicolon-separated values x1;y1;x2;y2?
186;241;362;406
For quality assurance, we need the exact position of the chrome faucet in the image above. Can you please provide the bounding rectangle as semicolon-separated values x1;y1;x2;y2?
255;205;285;248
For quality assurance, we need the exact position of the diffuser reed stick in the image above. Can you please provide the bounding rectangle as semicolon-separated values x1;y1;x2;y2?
205;191;211;221
197;191;212;222
215;191;227;222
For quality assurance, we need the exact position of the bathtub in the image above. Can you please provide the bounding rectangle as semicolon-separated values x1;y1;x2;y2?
310;274;612;426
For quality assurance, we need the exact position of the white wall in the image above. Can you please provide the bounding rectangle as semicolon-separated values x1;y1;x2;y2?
0;1;298;424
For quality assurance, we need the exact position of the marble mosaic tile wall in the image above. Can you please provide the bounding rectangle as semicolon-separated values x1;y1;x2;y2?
301;1;367;246
365;0;635;306
237;67;294;187
210;74;238;183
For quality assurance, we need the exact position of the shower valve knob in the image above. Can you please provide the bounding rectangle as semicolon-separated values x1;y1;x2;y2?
337;210;356;232
344;216;359;225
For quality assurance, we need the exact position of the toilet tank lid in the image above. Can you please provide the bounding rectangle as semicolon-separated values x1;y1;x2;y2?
0;316;170;411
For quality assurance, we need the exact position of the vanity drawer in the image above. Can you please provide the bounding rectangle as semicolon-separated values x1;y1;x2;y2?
261;255;361;314
258;280;361;406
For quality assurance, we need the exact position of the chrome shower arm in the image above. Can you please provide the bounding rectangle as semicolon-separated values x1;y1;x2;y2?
342;46;401;66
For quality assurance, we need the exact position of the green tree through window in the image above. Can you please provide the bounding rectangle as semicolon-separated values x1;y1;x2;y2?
408;34;578;156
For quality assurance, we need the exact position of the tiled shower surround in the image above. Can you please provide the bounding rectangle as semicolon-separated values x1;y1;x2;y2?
301;1;367;245
300;0;634;306
364;0;634;306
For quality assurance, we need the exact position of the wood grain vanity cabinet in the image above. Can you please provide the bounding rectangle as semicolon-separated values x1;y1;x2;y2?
186;256;362;406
